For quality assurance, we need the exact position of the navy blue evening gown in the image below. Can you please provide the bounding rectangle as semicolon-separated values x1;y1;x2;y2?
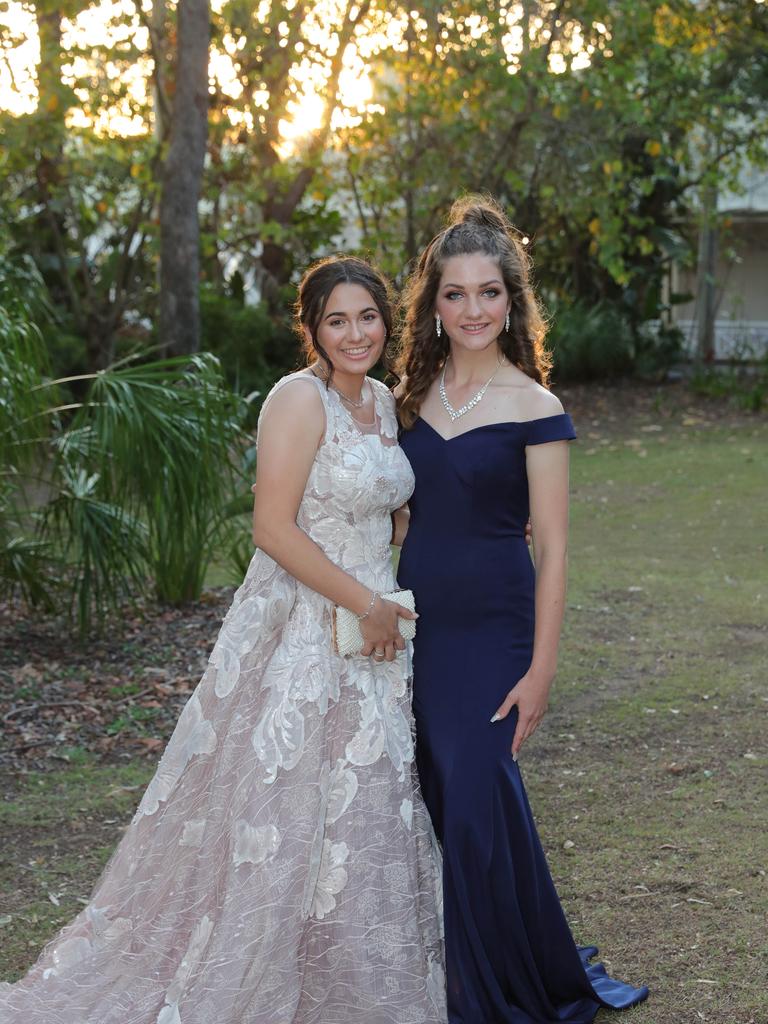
397;413;649;1024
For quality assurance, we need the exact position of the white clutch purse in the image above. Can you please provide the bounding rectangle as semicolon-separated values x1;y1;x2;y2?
333;590;417;657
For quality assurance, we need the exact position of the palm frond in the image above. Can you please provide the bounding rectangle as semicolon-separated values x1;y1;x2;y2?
0;314;52;472
46;466;149;632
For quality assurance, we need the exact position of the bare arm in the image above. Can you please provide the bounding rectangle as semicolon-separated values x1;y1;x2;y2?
528;441;570;682
252;380;413;658
390;379;410;548
492;440;570;757
391;504;410;547
252;381;371;613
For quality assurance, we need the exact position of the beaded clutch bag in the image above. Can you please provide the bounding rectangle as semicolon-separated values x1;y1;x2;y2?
333;590;417;657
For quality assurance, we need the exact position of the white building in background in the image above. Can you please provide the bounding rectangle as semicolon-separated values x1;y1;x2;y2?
670;162;768;361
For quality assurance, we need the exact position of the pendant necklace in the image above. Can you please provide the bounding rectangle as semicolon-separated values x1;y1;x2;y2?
311;364;367;408
439;356;505;422
335;387;366;409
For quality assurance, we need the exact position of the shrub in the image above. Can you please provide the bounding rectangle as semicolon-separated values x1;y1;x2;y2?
547;301;636;382
1;236;256;632
199;288;299;405
691;353;768;412
2;340;251;631
547;301;683;382
48;353;251;617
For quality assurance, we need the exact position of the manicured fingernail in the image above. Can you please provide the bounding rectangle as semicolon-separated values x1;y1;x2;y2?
512;752;518;763
490;713;501;723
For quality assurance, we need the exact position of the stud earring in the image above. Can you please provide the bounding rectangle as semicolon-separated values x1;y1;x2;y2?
505;311;510;333
435;314;442;338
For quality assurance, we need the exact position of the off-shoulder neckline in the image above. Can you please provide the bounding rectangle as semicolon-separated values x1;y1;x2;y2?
413;413;572;443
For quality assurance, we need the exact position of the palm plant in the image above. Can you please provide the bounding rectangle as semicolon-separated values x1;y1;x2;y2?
1;239;251;633
0;251;59;610
46;354;249;611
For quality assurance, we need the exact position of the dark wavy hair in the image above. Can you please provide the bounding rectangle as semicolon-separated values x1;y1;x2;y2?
395;195;552;429
295;256;395;385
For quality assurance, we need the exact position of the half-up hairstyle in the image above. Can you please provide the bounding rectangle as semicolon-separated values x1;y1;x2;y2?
396;194;551;429
295;256;395;385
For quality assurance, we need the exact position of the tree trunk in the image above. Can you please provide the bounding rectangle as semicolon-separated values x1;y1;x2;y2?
149;0;171;142
158;0;210;356
84;313;116;371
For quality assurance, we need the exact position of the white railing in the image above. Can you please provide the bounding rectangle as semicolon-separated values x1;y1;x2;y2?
671;320;768;360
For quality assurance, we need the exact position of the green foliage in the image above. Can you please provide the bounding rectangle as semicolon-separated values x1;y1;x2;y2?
41;321;90;381
0;107;160;370
45;353;250;617
2;0;768;393
0;242;60;610
547;300;683;382
0;254;53;473
633;320;684;380
547;302;636;382
199;288;299;403
0;516;57;613
341;1;767;324
1;318;251;630
691;354;768;412
46;465;149;625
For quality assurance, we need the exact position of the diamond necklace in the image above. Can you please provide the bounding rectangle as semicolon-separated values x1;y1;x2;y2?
439;357;504;422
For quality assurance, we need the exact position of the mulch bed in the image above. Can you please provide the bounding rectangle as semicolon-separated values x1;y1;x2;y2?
559;379;759;435
0;588;234;776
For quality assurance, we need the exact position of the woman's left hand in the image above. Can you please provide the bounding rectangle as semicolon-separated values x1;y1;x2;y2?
491;671;552;760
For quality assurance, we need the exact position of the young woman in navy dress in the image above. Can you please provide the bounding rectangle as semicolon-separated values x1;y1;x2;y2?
394;196;649;1023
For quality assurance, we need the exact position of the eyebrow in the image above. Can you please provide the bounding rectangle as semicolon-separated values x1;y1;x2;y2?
442;280;503;289
324;306;379;320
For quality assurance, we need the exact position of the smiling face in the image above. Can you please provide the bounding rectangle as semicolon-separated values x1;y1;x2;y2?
435;252;510;353
306;282;387;378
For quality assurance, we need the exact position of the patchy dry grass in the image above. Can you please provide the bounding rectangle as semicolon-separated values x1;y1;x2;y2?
1;388;766;1022
527;412;768;1023
0;763;153;981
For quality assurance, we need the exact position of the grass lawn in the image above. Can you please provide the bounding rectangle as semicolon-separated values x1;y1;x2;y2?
1;390;766;1023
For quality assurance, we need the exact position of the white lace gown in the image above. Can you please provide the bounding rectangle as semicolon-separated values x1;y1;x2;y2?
0;372;446;1024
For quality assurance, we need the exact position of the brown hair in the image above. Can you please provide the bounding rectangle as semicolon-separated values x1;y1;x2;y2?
295;256;395;385
395;195;551;429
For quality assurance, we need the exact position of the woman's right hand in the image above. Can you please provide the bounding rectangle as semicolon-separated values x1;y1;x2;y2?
360;594;418;662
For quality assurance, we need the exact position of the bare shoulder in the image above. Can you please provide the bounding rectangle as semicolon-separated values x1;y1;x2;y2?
519;384;564;420
494;366;564;421
259;373;325;432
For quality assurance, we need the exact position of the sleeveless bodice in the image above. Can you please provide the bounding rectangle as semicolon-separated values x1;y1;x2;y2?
260;372;414;589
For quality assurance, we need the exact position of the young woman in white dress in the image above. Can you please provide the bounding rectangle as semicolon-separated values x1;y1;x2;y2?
0;256;446;1024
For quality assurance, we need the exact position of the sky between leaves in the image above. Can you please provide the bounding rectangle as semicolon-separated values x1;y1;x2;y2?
0;0;606;145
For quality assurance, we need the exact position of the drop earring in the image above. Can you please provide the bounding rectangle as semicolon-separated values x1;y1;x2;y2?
505;311;510;333
435;314;442;338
